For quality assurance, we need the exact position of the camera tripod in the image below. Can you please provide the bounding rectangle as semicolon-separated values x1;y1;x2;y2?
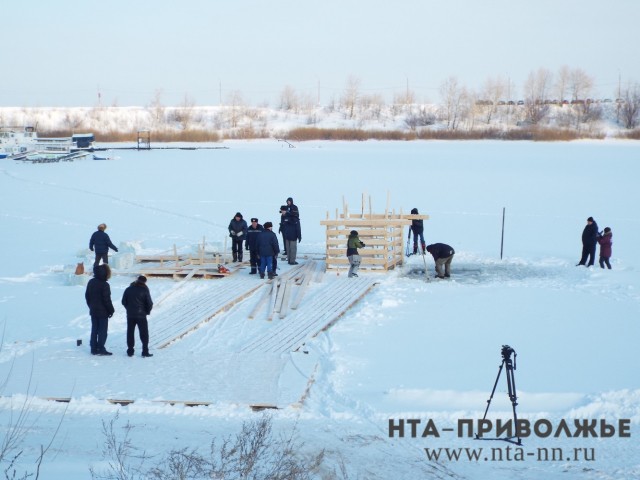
475;345;522;445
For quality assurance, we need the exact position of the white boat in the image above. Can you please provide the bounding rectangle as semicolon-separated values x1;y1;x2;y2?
1;126;95;161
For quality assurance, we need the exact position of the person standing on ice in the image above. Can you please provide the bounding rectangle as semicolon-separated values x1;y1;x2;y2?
85;264;115;356
597;227;613;269
256;222;280;279
426;243;455;279
278;205;288;258
410;207;426;255
281;211;302;265
577;216;599;267
245;217;264;274
285;197;299;218
89;223;118;267
346;230;365;278
122;275;154;357
228;212;248;262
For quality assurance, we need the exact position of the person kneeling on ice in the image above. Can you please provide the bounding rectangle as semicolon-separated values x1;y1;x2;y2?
257;222;280;279
122;275;154;358
347;230;365;278
426;243;455;279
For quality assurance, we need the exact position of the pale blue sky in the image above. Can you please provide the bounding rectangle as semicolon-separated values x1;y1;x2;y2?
3;0;638;107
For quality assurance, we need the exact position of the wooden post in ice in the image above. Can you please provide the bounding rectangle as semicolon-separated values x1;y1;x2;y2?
500;207;506;260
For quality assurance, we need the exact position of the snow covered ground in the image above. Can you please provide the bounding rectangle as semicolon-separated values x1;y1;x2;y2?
1;139;639;479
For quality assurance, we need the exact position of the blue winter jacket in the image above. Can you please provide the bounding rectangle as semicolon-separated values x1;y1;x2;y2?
89;230;118;254
257;229;280;257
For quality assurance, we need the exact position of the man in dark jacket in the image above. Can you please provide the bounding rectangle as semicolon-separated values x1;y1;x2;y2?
228;212;248;262
122;275;154;357
85;264;115;355
245;218;264;274
285;197;299;218
426;243;455;279
256;222;280;279
89;223;118;267
278;205;288;257
281;212;302;265
410;207;426;255
577;216;599;267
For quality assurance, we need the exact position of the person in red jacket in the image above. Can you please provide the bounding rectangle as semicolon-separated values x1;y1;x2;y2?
597;227;613;269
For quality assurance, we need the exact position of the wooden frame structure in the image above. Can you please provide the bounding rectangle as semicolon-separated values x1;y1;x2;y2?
320;194;428;271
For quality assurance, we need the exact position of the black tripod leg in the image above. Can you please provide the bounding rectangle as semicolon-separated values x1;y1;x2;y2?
481;360;505;422
505;361;521;444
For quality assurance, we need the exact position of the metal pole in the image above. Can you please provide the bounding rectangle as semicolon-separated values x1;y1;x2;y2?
500;207;505;260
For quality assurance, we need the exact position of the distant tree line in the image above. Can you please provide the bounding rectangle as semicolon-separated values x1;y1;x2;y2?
2;66;639;141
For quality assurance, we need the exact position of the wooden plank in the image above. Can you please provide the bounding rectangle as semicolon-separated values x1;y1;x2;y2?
248;283;273;319
250;404;279;411
320;219;412;226
107;399;134;406
279;280;293;318
153;400;212;407
267;279;280;322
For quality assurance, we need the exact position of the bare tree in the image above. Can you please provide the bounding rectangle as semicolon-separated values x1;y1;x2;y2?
619;82;640;129
522;68;552;124
479;76;507;125
341;75;361;119
555;65;571;104
279;85;299;112
225;90;245;129
568;68;596;129
147;89;166;126
439;76;467;130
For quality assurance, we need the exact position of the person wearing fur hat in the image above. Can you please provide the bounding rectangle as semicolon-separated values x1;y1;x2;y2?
228;212;248;262
597;227;613;269
89;223;118;267
577;216;599;267
85;264;115;355
256;222;280;279
410;207;426;255
245;218;264;274
346;230;365;278
122;275;154;357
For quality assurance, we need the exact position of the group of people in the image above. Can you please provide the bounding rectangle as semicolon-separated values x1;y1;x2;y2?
88;223;151;357
577;216;614;269
85;262;153;357
84;206;614;357
228;197;302;279
83;198;302;356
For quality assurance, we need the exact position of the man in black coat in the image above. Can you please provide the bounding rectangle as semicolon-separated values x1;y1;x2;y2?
228;212;248;262
426;243;455;279
89;223;118;267
122;275;154;357
577;216;599;267
285;197;299;218
85;264;115;355
256;222;280;279
245;218;264;274
281;212;302;265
